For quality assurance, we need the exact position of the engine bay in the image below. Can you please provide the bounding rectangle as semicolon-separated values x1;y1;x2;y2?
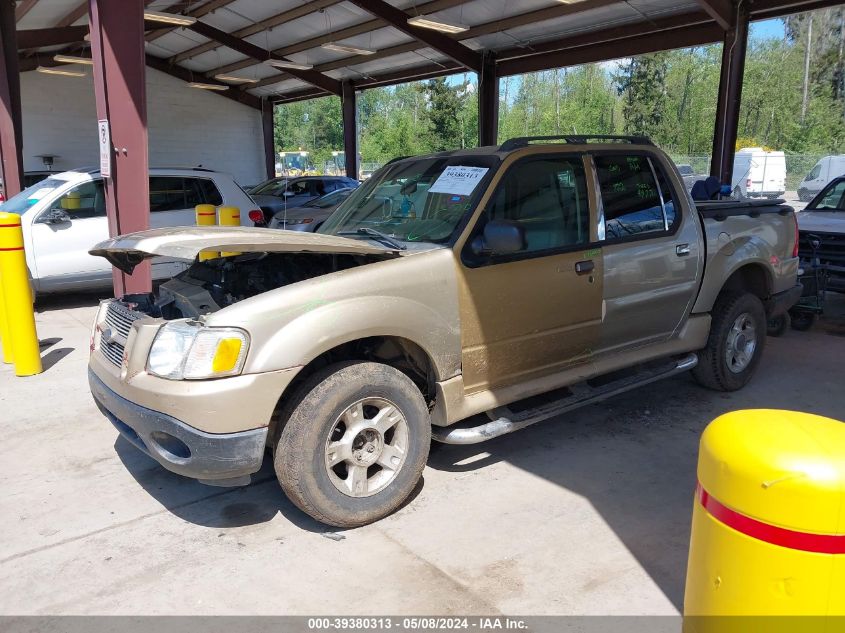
119;252;382;320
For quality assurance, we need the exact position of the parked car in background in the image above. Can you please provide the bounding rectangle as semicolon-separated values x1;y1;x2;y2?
731;148;786;199
797;155;845;201
676;163;705;191
0;167;258;293
268;187;356;232
88;136;800;527
796;175;845;292
249;175;359;225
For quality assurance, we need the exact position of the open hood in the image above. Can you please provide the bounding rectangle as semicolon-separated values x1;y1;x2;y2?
89;226;398;274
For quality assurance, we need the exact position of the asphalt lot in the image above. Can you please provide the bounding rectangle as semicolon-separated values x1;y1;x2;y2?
1;291;843;616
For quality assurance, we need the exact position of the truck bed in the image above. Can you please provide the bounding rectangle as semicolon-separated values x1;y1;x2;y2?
696;199;794;221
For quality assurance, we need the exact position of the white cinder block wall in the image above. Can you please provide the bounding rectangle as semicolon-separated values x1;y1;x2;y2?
19;67;265;185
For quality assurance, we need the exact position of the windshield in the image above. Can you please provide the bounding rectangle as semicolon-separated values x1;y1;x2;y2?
251;178;292;197
306;188;353;209
319;155;499;244
807;179;845;211
0;178;67;215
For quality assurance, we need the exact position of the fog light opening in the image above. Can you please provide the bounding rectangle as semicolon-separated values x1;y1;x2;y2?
148;431;191;459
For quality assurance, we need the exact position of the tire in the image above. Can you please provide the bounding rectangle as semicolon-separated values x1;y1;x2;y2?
789;310;817;332
767;313;790;337
692;292;767;391
274;361;431;528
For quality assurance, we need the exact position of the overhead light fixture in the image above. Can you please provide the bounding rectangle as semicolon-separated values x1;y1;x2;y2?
265;59;314;70
37;66;86;78
214;74;259;84
407;15;469;34
187;81;229;91
143;10;197;26
53;54;94;65
321;43;375;56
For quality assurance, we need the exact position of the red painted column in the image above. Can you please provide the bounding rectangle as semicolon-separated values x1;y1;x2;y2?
88;0;151;296
0;0;24;198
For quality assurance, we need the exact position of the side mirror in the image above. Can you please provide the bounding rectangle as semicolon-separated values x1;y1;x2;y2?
42;208;71;224
471;219;525;256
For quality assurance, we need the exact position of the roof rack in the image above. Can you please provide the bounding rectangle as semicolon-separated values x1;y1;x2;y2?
499;135;653;152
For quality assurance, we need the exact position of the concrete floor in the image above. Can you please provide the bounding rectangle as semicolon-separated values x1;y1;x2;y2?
1;292;843;616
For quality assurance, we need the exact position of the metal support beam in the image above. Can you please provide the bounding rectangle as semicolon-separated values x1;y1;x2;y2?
0;0;24;197
15;0;39;22
347;0;482;72
710;2;749;185
262;100;275;180
16;24;88;48
478;53;498;146
186;19;342;96
694;0;734;30
342;81;358;180
89;0;151;296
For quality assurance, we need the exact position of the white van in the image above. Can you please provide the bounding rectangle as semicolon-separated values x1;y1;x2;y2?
797;155;845;201
731;148;786;199
0;168;258;293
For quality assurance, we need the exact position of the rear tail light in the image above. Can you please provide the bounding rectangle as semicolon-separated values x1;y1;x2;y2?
248;209;264;224
792;211;800;258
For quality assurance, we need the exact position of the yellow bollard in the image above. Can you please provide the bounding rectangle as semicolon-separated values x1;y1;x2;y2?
217;206;241;257
195;204;217;261
684;409;845;633
0;267;13;363
0;212;42;376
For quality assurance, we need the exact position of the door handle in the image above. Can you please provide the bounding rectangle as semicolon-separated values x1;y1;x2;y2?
575;260;594;275
676;243;691;257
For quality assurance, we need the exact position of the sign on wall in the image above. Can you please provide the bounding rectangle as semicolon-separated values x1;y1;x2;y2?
98;119;111;178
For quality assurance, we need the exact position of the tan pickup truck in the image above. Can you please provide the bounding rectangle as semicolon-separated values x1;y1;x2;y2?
88;136;801;527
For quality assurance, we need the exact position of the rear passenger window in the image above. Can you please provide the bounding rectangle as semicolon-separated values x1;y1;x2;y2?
595;155;677;240
149;177;222;212
485;156;589;254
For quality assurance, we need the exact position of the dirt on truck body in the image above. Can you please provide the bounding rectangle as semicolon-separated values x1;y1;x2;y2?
88;136;801;527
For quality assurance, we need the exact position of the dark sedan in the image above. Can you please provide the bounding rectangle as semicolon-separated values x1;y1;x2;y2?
249;176;358;224
268;187;356;232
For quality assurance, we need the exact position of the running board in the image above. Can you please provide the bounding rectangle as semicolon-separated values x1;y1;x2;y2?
432;353;698;445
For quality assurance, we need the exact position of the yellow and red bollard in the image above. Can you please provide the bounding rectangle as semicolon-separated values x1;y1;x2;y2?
0;212;42;376
684;409;845;632
217;206;241;257
195;204;217;261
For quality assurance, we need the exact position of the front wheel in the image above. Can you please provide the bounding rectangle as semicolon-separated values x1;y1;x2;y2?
692;292;766;391
274;361;431;527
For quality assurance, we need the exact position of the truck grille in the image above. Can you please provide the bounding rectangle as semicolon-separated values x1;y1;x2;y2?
99;301;145;368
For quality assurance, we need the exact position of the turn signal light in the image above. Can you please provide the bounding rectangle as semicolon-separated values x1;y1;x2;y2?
792;211;800;258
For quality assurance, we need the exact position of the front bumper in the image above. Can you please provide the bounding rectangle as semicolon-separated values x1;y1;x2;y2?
89;369;267;486
766;283;803;317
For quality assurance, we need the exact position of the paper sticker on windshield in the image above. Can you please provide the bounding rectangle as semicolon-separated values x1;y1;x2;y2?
429;166;489;196
27;187;53;202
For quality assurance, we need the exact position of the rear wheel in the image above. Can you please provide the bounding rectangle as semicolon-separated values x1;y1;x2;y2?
767;313;790;337
692;292;766;391
274;361;430;528
789;310;817;332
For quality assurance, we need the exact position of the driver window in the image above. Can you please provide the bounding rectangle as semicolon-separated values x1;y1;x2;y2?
809;164;821;180
819;181;845;208
285;181;309;196
486;157;589;253
52;180;105;219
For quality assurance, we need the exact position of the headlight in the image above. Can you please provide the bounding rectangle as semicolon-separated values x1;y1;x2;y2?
147;321;249;380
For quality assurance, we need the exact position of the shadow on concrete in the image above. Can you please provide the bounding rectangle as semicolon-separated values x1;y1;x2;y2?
114;434;424;534
40;346;74;372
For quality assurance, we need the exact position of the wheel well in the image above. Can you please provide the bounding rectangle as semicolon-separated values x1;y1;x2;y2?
720;264;771;301
270;337;438;439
